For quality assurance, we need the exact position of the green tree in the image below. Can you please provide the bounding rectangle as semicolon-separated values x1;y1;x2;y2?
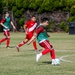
0;0;3;13
23;0;29;9
38;0;54;13
28;0;37;10
19;18;25;26
70;5;75;16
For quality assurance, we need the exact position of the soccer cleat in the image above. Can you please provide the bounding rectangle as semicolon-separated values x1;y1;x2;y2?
35;49;42;52
0;42;1;47
52;59;56;65
6;46;10;49
36;54;41;62
34;49;40;54
35;49;38;51
35;49;40;52
16;46;20;52
0;41;1;45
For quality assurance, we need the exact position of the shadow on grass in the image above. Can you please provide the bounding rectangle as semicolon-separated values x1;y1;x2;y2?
9;46;16;48
37;61;52;65
0;45;16;48
42;61;52;64
28;49;42;52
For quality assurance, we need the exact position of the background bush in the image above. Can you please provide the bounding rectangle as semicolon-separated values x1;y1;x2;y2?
59;21;69;32
0;0;75;32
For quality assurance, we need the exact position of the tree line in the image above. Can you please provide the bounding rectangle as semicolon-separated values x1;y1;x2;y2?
0;0;75;32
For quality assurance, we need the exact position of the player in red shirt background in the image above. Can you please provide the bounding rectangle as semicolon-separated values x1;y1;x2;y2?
16;15;38;52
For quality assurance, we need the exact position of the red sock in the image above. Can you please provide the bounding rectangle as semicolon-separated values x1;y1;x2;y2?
42;49;51;55
50;49;56;59
6;38;10;47
18;41;26;47
33;41;37;50
0;38;7;43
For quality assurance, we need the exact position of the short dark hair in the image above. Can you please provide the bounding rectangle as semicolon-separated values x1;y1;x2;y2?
4;11;9;14
41;17;49;23
31;15;36;18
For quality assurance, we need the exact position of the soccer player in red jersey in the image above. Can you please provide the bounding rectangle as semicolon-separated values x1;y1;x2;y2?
16;15;38;52
0;11;16;48
27;18;60;65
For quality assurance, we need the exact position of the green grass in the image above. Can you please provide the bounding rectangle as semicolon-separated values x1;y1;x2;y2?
0;32;75;75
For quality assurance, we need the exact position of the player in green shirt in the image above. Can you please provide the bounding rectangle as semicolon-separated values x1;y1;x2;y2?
27;18;60;65
0;11;16;48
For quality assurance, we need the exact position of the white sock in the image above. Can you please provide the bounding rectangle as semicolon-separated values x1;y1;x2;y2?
52;59;55;61
36;53;42;62
39;53;42;57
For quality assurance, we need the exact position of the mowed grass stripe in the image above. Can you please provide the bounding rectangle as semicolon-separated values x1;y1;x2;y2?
0;32;75;75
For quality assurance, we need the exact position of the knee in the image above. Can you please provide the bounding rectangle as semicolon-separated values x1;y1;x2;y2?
24;39;28;43
6;36;10;39
50;45;53;48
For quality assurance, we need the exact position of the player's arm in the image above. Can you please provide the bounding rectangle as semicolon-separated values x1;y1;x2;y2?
0;22;8;29
0;19;8;29
27;33;37;45
46;33;50;37
11;21;16;30
23;24;27;34
27;26;43;45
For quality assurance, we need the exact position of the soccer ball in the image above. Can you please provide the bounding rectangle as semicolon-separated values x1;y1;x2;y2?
55;58;60;65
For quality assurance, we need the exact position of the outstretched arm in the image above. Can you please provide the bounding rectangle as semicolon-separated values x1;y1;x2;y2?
0;18;8;29
11;21;16;30
27;26;43;45
23;24;28;35
27;33;37;45
47;33;50;37
0;22;8;30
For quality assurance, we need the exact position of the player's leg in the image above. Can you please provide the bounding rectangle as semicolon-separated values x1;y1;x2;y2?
16;38;28;52
48;44;57;65
0;31;8;44
29;33;38;51
18;38;28;47
36;40;51;62
6;36;10;48
33;39;38;51
50;45;56;59
36;40;56;63
0;37;7;43
6;31;10;48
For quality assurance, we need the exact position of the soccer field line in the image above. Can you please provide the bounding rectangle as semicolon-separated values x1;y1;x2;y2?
59;55;75;63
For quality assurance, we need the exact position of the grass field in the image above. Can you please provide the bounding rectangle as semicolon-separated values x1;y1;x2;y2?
0;32;75;75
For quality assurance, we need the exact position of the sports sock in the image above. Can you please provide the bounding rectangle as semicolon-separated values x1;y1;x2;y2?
39;53;42;56
17;41;26;47
36;53;42;62
50;49;56;59
0;38;7;43
42;49;51;55
33;41;37;50
6;38;10;47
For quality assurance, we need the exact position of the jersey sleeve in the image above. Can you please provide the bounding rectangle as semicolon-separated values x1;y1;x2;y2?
1;18;6;23
25;21;29;26
36;26;44;35
10;18;12;21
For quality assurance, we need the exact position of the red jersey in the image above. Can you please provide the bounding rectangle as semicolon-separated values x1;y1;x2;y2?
25;20;37;33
